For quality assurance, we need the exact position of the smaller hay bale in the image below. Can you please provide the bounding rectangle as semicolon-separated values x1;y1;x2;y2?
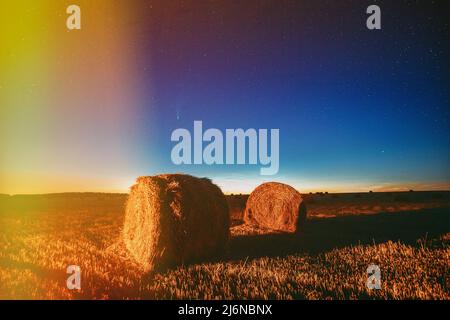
244;182;306;233
123;174;230;272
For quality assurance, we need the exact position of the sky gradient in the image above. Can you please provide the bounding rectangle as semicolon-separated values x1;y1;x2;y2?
1;0;449;194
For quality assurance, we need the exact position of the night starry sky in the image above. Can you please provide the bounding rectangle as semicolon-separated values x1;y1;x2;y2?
123;0;449;192
3;0;447;193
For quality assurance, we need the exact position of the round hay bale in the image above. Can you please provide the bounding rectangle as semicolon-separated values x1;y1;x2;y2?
244;182;307;233
123;174;230;272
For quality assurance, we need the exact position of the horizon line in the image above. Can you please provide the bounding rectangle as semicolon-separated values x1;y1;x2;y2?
2;189;450;197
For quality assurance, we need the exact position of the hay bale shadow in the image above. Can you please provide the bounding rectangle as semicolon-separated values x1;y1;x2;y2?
227;207;450;261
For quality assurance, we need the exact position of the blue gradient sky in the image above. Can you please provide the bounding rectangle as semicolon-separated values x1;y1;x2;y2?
1;0;448;194
128;1;449;193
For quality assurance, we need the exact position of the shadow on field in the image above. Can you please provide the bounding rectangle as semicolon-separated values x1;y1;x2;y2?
228;208;450;260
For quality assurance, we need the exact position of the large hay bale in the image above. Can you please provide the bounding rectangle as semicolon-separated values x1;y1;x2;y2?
244;182;306;233
123;174;229;272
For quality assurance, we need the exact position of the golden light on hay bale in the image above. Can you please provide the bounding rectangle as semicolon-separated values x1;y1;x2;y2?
123;174;230;272
244;182;306;233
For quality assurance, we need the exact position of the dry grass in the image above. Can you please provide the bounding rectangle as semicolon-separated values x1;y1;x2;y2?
147;240;449;300
0;192;449;300
303;191;450;218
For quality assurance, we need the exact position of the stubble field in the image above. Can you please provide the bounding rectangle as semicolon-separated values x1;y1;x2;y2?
0;191;449;299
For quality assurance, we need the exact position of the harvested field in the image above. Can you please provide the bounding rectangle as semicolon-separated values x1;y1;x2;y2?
0;191;449;299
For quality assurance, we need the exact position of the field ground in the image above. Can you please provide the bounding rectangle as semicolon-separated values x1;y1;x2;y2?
0;191;449;299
